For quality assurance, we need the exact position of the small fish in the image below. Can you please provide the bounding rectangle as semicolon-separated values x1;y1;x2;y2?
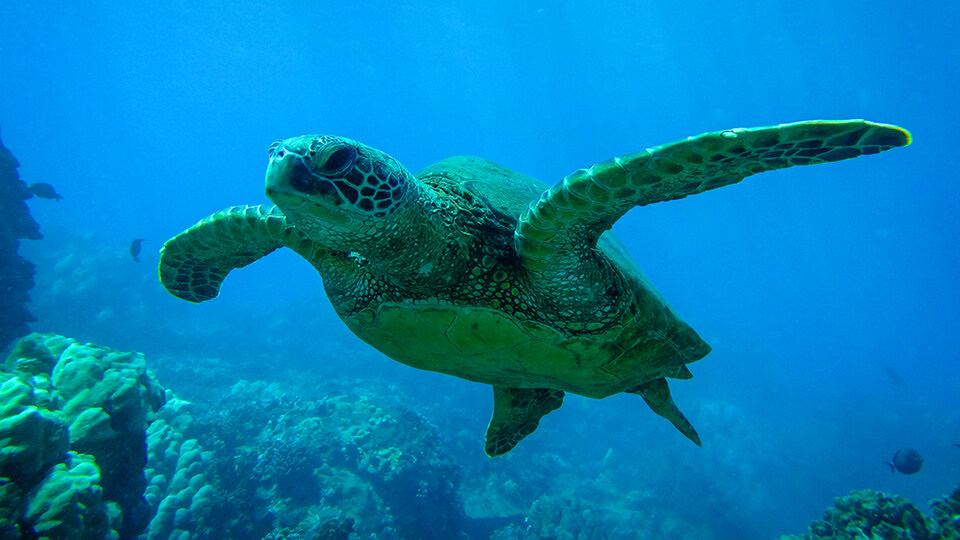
27;182;63;200
887;448;924;475
130;239;146;262
883;364;908;388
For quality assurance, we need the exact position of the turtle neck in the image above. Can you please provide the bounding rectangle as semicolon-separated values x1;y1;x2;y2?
282;179;464;292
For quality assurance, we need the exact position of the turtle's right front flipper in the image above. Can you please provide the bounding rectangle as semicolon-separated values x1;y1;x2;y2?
159;204;325;302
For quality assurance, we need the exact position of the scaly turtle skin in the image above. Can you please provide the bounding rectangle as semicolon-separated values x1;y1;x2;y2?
159;120;910;456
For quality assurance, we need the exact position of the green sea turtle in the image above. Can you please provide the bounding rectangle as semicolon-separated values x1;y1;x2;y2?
159;120;910;456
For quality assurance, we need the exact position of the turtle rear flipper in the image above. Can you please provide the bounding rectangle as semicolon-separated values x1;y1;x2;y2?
629;377;701;446
485;387;564;457
516;120;911;275
159;204;327;302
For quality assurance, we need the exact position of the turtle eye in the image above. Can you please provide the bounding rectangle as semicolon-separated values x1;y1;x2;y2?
320;146;357;175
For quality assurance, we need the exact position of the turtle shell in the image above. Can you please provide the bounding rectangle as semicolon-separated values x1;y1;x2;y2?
338;156;710;398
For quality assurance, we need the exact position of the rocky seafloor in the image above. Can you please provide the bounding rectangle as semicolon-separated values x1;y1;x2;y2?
1;332;958;540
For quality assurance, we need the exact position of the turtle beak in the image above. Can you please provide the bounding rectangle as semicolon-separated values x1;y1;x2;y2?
265;145;354;227
265;145;305;199
267;145;335;197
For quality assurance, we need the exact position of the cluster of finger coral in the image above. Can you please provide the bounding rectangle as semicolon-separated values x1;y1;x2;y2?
0;333;167;538
778;486;960;540
141;398;216;540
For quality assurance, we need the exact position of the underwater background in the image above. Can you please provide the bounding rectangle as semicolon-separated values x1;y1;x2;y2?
1;2;958;539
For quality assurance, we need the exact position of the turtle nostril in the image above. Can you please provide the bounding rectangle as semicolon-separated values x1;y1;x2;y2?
267;140;282;157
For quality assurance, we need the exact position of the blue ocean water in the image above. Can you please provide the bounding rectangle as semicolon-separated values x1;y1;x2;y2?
1;2;958;539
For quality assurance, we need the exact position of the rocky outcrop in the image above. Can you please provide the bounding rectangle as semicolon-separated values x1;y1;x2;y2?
1;333;168;539
0;129;40;350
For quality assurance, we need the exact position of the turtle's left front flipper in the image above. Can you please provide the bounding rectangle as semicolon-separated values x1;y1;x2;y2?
516;120;910;274
485;387;564;457
159;204;328;302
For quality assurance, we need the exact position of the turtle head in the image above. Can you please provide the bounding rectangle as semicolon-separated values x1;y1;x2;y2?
265;134;448;278
265;135;414;233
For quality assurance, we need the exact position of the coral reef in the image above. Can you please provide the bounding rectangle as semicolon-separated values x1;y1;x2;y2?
2;332;471;539
50;334;167;535
141;399;215;540
931;484;960;538
809;489;930;539
1;333;167;539
466;398;771;540
488;490;718;540
0;129;40;350
780;485;960;540
183;379;466;539
4;331;959;540
22;451;123;539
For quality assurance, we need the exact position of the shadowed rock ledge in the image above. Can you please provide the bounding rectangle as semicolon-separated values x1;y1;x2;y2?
0;128;41;350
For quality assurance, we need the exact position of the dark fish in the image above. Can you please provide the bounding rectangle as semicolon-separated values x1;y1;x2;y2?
27;182;63;200
884;364;908;388
887;448;923;474
130;239;146;262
